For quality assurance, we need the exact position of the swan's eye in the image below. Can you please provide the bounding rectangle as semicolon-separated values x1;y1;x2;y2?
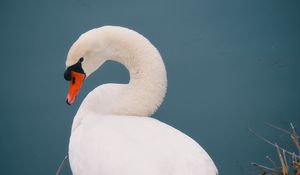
79;57;84;63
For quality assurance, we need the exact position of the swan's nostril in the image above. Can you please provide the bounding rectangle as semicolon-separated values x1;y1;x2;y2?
72;77;76;85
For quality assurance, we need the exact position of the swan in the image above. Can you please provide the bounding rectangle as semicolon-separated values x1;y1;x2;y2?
64;26;218;175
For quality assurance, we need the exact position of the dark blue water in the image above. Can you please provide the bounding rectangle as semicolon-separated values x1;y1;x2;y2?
0;0;299;174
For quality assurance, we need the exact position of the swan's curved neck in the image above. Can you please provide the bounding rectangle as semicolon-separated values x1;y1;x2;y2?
80;27;167;117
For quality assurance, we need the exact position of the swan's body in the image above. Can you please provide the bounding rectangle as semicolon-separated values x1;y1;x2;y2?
65;26;218;175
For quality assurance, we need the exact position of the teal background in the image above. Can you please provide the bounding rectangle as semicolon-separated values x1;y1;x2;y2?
0;0;299;174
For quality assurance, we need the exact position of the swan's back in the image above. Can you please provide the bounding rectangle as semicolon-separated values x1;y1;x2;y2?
69;114;218;175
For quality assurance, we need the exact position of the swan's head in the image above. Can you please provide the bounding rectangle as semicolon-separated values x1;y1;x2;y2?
64;29;107;105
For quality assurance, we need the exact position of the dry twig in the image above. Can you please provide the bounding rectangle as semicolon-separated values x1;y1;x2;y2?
56;155;68;175
250;123;300;175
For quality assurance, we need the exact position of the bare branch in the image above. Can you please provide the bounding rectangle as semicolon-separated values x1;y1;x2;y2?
266;155;279;172
276;144;288;175
290;123;300;154
265;122;292;136
251;162;281;174
282;149;289;172
56;155;68;175
248;127;300;159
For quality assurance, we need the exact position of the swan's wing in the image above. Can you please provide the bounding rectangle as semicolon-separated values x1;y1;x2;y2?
151;117;218;175
69;115;218;175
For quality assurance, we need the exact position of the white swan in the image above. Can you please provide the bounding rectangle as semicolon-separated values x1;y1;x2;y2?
64;26;218;175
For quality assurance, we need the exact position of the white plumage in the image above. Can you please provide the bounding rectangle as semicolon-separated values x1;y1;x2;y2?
66;26;218;175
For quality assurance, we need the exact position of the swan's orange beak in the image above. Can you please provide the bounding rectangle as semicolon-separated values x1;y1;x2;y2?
66;71;86;105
